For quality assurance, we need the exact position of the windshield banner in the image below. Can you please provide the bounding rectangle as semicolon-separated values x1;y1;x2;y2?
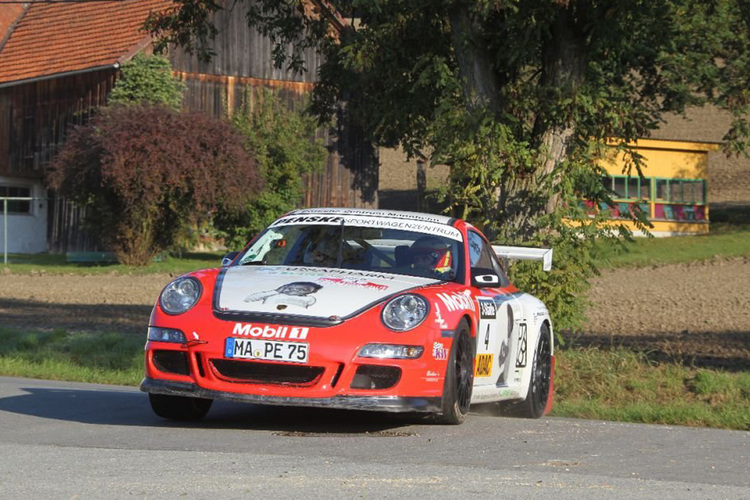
270;215;463;241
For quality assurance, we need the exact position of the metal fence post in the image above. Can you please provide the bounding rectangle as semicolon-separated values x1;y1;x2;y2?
3;198;7;265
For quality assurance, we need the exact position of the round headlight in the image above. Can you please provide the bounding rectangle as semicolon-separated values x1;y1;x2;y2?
381;294;429;331
160;277;202;315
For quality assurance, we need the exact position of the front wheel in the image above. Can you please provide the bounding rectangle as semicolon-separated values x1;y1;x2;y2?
148;393;213;421
436;319;474;424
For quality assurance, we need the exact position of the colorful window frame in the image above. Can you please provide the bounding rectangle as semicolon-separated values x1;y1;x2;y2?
598;175;708;223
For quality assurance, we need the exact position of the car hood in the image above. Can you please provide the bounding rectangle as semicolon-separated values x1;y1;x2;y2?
215;265;439;320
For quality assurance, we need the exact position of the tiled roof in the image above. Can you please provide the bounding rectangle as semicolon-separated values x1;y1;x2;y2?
0;0;170;85
0;3;26;46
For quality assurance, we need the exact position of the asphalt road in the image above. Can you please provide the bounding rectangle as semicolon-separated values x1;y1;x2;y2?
0;376;747;499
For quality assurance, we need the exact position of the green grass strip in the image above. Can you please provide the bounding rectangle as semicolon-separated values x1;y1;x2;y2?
1;251;224;276
551;348;750;431
595;223;750;269
0;328;143;386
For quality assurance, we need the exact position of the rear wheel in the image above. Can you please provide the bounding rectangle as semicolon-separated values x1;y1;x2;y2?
436;319;474;424
148;393;213;421
505;323;551;418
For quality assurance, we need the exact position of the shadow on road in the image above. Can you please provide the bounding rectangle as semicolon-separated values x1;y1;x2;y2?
0;386;426;434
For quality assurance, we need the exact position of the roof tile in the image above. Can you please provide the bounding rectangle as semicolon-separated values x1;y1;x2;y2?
0;0;170;84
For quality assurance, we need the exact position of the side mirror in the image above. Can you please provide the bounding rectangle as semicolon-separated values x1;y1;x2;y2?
221;251;239;267
471;267;501;288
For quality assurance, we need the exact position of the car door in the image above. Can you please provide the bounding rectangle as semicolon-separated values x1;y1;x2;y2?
468;231;518;389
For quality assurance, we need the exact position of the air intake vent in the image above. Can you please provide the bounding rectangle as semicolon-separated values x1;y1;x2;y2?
210;359;324;386
153;350;190;376
351;365;401;390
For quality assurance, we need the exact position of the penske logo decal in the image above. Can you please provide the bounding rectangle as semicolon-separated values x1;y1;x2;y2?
475;353;493;377
232;323;309;340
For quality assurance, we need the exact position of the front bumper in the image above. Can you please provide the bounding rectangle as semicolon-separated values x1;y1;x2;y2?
141;377;442;413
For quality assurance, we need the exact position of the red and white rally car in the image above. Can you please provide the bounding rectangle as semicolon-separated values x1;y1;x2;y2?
141;208;554;424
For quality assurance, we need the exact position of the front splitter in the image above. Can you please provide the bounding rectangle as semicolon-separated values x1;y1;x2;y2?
140;377;442;413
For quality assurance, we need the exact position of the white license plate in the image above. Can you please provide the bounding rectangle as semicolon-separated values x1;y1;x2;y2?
224;338;309;364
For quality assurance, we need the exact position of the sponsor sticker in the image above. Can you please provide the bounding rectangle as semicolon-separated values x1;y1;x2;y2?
316;277;388;291
477;297;497;319
291;208;451;224
434;303;449;329
515;323;528;367
244;281;322;309
432;342;449;360
436;290;476;312
270;214;462;241
475;353;494;377
232;323;310;340
257;266;396;281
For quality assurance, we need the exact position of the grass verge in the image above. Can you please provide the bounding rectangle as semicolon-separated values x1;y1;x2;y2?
0;327;747;430
595;222;750;269
0;328;143;386
1;251;224;276
552;347;750;431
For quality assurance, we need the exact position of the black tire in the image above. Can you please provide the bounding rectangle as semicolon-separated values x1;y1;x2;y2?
148;393;213;421
504;323;552;419
436;319;474;424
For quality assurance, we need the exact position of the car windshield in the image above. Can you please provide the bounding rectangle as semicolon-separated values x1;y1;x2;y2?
237;222;464;282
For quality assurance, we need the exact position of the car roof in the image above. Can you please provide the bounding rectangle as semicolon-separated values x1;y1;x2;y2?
286;208;457;227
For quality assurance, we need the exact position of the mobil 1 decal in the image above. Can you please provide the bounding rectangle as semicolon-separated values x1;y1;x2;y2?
515;322;528;368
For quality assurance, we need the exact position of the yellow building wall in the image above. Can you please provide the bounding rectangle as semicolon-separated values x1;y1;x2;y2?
602;138;714;179
597;139;718;236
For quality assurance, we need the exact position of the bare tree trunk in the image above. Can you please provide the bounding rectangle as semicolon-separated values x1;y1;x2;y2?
447;4;585;242
534;9;586;214
448;5;501;113
498;7;586;242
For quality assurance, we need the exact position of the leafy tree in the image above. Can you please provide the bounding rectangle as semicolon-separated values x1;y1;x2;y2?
108;54;186;110
213;90;327;249
48;105;261;266
147;0;750;330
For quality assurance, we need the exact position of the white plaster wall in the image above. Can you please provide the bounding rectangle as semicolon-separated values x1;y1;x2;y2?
0;177;48;254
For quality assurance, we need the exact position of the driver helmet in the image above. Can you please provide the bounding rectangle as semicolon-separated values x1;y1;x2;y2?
410;236;452;273
303;233;338;266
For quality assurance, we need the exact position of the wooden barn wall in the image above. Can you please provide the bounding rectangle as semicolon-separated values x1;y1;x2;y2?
0;70;115;179
47;199;101;253
169;0;319;84
0;70;115;252
177;72;378;209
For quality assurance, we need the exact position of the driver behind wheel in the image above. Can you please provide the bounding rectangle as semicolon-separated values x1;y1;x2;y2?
409;236;453;277
303;232;339;267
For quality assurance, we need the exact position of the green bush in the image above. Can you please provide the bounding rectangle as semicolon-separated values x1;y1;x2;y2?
108;54;186;110
213;90;327;249
48;105;262;265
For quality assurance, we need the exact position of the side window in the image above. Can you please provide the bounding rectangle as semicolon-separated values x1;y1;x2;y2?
467;231;485;267
468;230;510;287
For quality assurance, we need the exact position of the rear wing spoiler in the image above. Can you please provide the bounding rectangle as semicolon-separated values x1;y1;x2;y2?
492;245;553;272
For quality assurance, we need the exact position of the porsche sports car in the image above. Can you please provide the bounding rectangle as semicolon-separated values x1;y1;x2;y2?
141;208;554;424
